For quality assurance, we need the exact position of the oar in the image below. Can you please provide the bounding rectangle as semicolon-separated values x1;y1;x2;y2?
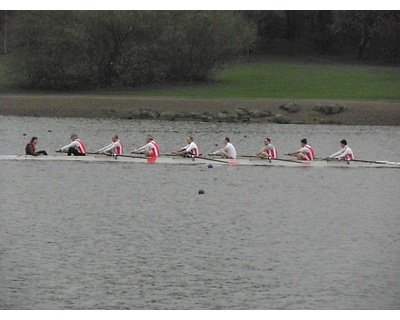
242;155;274;162
349;159;393;165
196;155;238;165
83;151;119;158
318;157;355;164
321;157;390;165
243;155;273;163
235;154;303;164
270;158;304;163
245;155;303;164
87;152;155;162
314;157;336;162
162;152;204;158
117;153;158;163
161;153;179;157
116;154;149;160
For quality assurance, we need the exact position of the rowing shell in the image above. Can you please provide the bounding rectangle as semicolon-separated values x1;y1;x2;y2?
1;154;399;168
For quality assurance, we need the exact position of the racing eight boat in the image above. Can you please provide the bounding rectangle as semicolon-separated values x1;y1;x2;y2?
1;154;399;168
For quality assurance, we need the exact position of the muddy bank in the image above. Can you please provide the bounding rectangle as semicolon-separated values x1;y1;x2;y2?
0;94;399;126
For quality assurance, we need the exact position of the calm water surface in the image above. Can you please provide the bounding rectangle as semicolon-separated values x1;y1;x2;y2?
0;116;399;309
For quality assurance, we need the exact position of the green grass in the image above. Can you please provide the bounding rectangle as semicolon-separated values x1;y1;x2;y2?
134;60;400;100
1;55;399;100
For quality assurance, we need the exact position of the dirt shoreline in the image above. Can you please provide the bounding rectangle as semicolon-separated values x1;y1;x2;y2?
0;94;399;126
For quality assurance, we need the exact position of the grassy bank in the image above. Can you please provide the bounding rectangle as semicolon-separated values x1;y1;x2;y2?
125;58;400;100
1;56;399;100
1;56;399;125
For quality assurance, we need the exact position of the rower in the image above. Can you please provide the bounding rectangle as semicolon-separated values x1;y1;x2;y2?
328;139;354;160
59;134;87;156
209;137;237;159
253;137;278;159
25;136;48;156
98;135;124;155
287;138;315;161
132;135;160;158
174;136;200;157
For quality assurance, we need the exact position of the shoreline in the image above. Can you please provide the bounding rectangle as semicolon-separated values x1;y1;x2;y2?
1;94;399;126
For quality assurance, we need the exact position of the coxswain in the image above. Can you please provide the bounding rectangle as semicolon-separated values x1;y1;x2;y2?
98;135;124;155
253;137;278;159
287;138;315;161
328;139;354;160
59;134;87;156
210;137;237;159
25;136;48;156
132;135;160;158
174;136;200;157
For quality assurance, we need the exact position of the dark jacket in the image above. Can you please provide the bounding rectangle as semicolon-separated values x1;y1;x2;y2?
26;142;40;156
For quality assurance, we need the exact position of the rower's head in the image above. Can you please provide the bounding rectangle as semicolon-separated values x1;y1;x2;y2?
112;135;119;142
146;135;153;143
187;136;193;143
301;138;307;146
340;139;347;147
31;136;38;144
70;134;78;141
264;137;271;145
224;137;230;145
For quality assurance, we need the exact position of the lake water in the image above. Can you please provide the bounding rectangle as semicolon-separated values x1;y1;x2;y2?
0;116;399;309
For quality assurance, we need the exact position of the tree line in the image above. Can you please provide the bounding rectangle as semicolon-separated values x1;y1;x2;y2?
245;11;400;63
0;11;399;90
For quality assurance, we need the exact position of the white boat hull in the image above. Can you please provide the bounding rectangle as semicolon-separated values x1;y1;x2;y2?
1;154;399;168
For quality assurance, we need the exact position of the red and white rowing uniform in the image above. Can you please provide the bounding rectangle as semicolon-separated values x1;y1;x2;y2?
99;139;124;154
182;141;199;156
330;145;354;160
264;144;278;158
137;140;160;157
299;144;315;161
61;139;87;154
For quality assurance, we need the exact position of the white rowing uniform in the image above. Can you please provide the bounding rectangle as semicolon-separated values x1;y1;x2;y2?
99;140;124;155
212;142;237;159
182;141;199;155
330;145;354;160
